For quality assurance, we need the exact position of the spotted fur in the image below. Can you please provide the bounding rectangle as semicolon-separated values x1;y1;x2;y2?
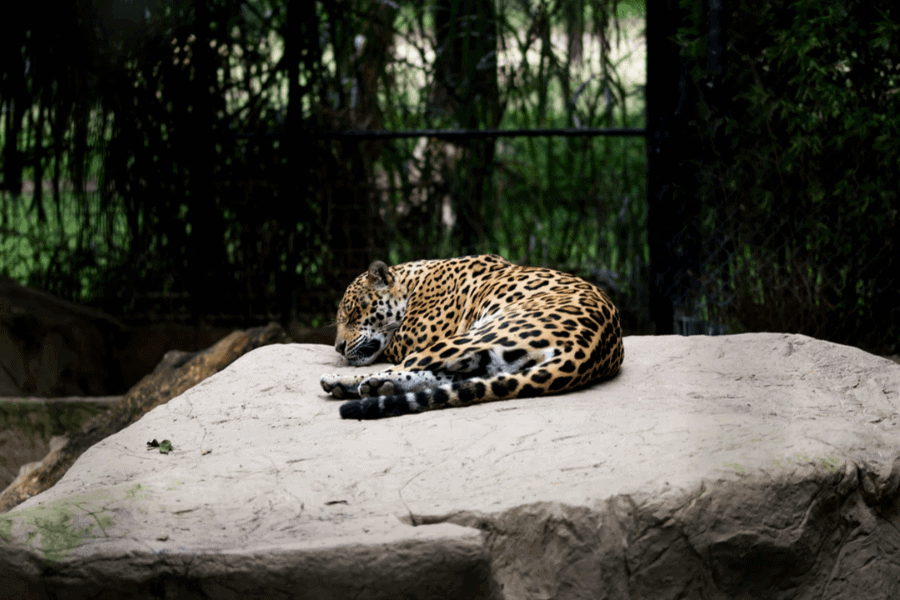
320;254;623;419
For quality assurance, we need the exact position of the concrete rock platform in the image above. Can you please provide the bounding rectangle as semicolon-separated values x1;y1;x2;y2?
1;333;899;599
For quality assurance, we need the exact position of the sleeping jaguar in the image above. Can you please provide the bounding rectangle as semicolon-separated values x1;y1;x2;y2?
320;254;623;420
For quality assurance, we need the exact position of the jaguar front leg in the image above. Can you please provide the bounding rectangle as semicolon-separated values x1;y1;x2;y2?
321;370;449;399
354;346;510;397
357;369;454;397
320;373;368;399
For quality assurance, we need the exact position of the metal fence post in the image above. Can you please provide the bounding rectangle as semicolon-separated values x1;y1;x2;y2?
646;0;682;335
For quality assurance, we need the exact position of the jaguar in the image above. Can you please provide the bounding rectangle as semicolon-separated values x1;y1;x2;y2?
320;254;623;419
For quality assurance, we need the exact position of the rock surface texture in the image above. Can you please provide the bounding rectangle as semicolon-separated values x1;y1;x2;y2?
1;333;899;600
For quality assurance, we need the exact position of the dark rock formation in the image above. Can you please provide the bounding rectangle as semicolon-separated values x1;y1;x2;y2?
0;278;127;396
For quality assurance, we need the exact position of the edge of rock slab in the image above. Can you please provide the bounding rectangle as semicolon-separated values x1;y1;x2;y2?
391;459;900;600
0;522;500;600
4;461;899;600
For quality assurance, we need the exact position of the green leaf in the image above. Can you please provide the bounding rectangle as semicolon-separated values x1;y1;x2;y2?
146;439;174;454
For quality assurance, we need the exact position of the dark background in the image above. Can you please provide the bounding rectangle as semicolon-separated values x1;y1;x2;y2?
1;0;897;367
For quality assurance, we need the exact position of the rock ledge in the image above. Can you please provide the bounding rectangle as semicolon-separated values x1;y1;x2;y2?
1;334;899;600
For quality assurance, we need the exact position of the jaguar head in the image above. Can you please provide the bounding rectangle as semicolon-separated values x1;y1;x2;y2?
333;261;407;366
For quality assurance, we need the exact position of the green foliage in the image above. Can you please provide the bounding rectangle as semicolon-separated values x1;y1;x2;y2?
675;0;899;352
1;0;645;325
1;0;318;317
367;0;646;302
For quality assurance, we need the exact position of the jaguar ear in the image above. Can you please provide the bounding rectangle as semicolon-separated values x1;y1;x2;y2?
367;261;393;287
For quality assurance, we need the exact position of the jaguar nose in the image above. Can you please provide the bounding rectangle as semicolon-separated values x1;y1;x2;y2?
335;340;346;355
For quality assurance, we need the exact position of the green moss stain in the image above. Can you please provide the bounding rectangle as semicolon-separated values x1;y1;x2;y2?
29;509;97;562
0;484;154;562
124;483;149;500
818;456;842;472
0;516;12;542
0;500;105;561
